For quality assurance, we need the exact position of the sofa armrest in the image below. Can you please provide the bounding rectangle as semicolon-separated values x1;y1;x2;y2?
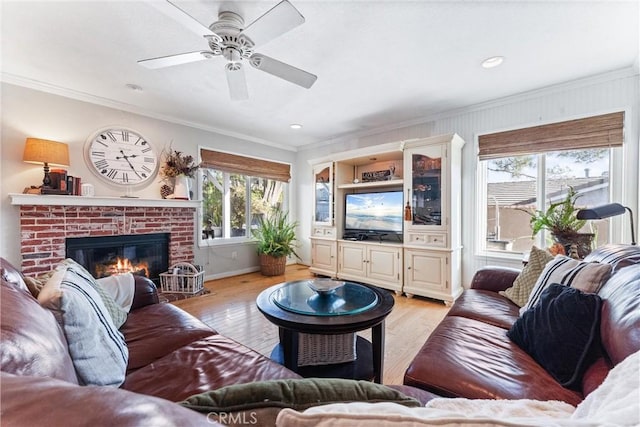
130;275;160;310
469;266;520;292
1;372;214;426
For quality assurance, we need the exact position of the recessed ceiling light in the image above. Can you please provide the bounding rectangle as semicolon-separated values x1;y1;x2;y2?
481;56;504;69
290;124;303;130
126;83;143;92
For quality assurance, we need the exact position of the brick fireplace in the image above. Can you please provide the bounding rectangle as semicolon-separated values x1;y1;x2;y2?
13;196;198;277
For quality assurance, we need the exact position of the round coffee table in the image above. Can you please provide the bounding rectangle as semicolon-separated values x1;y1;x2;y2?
256;279;394;383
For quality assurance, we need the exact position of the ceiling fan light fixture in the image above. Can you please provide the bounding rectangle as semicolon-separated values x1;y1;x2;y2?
290;123;303;130
481;56;504;69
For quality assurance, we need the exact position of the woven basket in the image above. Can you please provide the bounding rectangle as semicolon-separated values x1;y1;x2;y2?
259;254;287;276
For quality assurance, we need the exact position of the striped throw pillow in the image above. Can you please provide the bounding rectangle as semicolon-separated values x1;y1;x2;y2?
38;265;128;387
521;256;612;314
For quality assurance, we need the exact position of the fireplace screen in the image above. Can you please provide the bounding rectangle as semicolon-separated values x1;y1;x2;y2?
66;233;169;285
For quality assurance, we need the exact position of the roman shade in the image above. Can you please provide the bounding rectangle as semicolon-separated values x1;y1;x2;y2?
200;149;291;182
478;112;624;160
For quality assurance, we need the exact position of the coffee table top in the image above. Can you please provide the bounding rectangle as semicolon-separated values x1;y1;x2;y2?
257;280;394;335
272;280;379;316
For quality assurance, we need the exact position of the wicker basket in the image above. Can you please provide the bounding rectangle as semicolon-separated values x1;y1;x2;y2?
298;333;357;366
159;262;204;294
259;254;287;276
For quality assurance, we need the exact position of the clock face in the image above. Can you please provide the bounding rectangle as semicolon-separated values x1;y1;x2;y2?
85;128;159;186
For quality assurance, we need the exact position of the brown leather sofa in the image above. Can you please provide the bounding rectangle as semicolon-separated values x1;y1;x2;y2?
1;257;434;425
404;244;640;406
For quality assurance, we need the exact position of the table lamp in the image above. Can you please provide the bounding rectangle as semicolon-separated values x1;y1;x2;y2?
23;138;70;190
577;203;636;245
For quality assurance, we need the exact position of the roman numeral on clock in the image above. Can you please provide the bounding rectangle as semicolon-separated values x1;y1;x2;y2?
122;172;129;183
94;159;109;169
106;169;118;179
92;151;105;157
142;165;152;173
105;132;117;142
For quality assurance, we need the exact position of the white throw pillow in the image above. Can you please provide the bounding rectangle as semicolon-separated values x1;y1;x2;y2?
38;265;128;387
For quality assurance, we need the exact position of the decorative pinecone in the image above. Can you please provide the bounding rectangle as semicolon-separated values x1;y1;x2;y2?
160;184;173;199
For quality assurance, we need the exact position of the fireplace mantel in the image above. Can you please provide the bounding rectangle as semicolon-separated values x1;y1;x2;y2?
9;193;200;208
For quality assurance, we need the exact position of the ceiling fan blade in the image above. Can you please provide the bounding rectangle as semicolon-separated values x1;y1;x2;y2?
225;63;249;101
240;0;304;46
250;53;317;89
147;0;222;42
138;51;216;69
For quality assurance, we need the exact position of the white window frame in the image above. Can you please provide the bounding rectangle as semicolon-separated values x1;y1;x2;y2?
198;168;290;247
475;142;624;260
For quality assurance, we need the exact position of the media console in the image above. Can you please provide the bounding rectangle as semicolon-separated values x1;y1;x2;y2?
309;133;465;305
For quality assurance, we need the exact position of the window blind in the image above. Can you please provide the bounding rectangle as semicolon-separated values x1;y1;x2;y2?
200;149;291;182
478;112;624;160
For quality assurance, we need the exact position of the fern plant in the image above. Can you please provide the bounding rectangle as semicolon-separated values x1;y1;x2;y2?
251;210;300;259
527;186;587;238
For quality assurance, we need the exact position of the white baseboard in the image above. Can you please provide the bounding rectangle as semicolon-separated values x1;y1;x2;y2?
204;266;260;282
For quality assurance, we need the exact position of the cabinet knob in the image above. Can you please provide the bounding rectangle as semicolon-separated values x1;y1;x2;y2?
407;266;411;270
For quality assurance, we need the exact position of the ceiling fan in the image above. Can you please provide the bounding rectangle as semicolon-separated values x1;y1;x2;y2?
139;0;317;100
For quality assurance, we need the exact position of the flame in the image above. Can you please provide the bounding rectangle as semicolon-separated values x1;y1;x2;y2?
95;257;149;278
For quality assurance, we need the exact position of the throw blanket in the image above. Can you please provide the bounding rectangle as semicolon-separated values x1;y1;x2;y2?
96;273;135;312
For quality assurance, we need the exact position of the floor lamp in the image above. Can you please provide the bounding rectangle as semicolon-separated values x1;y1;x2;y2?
576;203;637;246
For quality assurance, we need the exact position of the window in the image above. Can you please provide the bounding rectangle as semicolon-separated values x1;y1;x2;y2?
482;149;612;253
199;149;290;244
478;112;624;254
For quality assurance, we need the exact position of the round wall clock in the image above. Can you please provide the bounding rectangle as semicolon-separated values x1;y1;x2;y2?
84;127;159;187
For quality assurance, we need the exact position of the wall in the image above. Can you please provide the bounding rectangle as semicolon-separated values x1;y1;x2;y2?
0;83;297;279
295;68;640;286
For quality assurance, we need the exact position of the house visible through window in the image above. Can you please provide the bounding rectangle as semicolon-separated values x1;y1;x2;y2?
478;112;624;254
199;149;290;243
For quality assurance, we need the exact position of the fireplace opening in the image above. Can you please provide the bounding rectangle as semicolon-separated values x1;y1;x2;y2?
66;233;169;286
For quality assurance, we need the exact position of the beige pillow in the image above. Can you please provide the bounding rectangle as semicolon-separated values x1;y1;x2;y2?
500;246;554;307
521;256;612;314
23;270;56;298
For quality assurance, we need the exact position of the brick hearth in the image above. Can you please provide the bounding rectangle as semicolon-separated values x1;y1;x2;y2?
17;204;196;276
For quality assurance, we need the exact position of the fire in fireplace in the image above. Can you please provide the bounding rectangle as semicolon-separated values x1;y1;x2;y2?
66;233;169;285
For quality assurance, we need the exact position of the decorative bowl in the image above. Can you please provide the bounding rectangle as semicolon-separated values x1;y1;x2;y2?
306;279;345;295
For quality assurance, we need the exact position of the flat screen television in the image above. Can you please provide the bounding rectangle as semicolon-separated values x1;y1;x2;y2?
344;191;403;235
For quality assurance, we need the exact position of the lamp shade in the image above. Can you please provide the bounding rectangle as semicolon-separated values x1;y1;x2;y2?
23;138;70;167
576;203;626;220
577;203;636;245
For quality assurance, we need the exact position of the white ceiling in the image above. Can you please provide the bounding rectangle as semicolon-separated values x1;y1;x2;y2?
2;1;638;150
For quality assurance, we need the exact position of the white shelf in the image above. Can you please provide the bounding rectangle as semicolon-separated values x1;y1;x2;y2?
337;179;404;189
9;193;200;208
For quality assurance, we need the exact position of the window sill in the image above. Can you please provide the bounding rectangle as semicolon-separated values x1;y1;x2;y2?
198;237;256;248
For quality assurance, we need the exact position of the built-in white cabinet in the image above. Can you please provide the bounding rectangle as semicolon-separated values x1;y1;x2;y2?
309;239;337;277
308;134;465;304
403;248;462;305
401;134;465;303
337;241;403;293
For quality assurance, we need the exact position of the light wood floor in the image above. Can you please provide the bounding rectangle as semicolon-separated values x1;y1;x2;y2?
172;264;449;385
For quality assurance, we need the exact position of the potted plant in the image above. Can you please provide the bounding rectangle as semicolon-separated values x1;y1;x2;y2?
526;186;593;258
161;148;199;200
251;210;300;276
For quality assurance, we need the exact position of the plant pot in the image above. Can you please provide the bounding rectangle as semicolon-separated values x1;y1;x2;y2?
173;175;190;200
552;232;595;259
259;253;287;276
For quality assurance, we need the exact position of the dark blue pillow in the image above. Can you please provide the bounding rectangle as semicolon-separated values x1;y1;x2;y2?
507;283;602;390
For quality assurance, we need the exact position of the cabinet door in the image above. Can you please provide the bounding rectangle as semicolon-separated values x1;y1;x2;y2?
313;162;333;225
404;249;448;293
367;246;401;283
338;243;366;276
404;144;446;230
311;240;336;272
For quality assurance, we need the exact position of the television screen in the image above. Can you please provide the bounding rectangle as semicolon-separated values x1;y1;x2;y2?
345;191;404;233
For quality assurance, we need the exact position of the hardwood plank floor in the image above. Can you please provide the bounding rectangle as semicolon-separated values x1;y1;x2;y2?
172;264;449;385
